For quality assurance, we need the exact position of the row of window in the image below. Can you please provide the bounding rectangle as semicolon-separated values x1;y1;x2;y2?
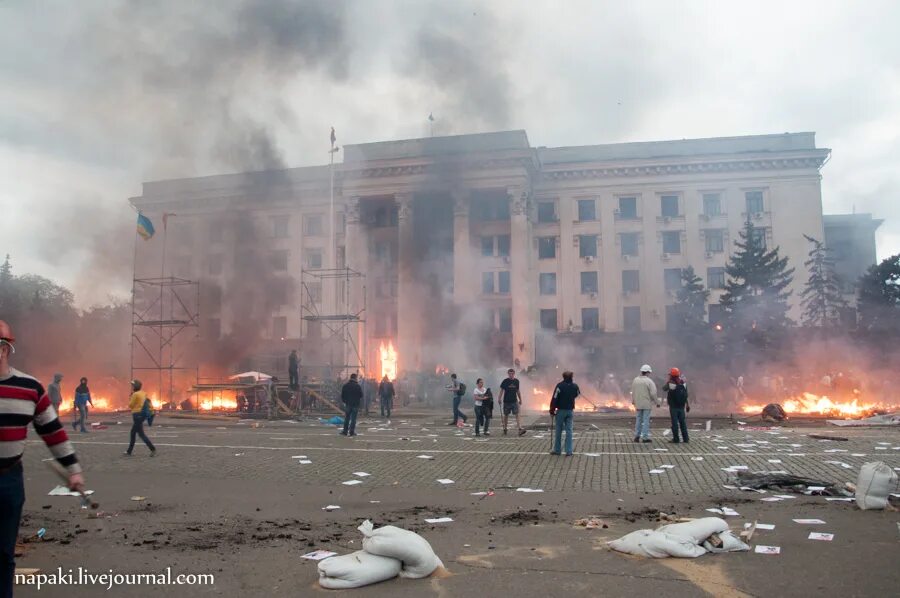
538;302;727;333
537;190;765;223
175;214;329;246
525;266;728;297
534;228;766;260
190;248;325;278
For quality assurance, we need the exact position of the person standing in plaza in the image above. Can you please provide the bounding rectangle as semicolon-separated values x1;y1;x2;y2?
498;368;526;436
549;371;580;456
72;376;92;433
447;373;468;426
0;321;85;598
378;375;395;419
266;376;279;420
665;367;690;443
124;379;156;456
288;349;300;390
631;364;658;443
47;373;63;413
472;378;492;436
340;373;363;436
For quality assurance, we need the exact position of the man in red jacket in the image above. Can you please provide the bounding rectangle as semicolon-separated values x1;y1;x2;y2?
0;321;85;597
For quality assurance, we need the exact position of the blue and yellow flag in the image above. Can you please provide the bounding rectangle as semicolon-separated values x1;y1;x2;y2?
136;213;155;240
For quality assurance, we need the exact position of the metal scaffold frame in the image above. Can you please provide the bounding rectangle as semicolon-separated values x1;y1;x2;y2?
300;267;366;378
131;276;200;405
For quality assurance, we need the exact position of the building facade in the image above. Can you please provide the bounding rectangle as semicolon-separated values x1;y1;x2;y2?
130;130;831;376
823;213;883;307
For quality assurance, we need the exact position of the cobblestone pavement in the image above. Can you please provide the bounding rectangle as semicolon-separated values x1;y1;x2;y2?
28;412;900;495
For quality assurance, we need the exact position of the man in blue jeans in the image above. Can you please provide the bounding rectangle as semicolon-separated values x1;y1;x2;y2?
340;373;363;437
549;371;580;456
630;364;659;443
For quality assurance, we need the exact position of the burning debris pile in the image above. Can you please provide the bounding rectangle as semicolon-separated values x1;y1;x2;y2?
741;392;890;419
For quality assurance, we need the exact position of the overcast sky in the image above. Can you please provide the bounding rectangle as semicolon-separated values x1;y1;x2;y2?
1;0;897;307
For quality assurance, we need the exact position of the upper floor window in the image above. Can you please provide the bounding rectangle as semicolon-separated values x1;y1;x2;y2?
498;271;510;294
579;235;598;258
705;229;725;253
271;216;289;238
580;271;599;294
745;191;764;214
582;308;600;331
707;267;726;289
306;248;323;269
664;268;683;292
270;250;289;272
622;270;640;293
538;237;557;259
577;199;596;221
620;233;639;257
539;272;557;295
537;201;557;223
303;214;323;236
662;231;681;254
703;193;722;217
618;196;638;219
540;309;558;331
750;228;767;250
660;195;679;218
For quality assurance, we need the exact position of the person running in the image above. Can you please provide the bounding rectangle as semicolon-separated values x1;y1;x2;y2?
47;373;63;413
550;371;580;456
447;373;468;426
665;367;690;443
378;375;395;419
72;377;93;433
0;321;84;597
340;373;363;437
125;380;156;456
631;364;659;443
472;378;492;437
498;368;526;436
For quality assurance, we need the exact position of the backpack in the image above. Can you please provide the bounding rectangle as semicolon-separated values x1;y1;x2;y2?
457;382;467;396
141;398;156;426
483;388;494;409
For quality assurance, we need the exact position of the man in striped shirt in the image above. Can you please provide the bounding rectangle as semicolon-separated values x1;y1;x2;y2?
0;320;84;597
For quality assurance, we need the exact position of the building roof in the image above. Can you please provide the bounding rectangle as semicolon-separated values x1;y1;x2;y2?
823;213;884;230
538;132;821;164
342;130;531;163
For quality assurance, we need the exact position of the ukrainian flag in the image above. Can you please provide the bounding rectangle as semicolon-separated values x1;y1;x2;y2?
136;213;155;240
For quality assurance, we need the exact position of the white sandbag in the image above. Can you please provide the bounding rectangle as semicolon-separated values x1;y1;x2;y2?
855;461;898;510
608;529;707;558
657;517;729;544
317;551;402;590
358;520;443;578
702;530;750;553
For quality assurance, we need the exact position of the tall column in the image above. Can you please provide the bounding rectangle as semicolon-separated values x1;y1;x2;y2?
452;190;473;305
344;197;365;372
509;187;535;368
395;193;420;373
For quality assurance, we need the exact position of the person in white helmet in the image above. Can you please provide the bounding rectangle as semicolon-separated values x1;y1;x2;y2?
631;364;659;443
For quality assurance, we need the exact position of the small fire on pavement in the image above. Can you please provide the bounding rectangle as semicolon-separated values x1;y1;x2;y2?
741;392;886;418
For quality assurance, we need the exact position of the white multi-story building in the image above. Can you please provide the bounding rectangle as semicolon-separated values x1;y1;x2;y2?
130;130;830;376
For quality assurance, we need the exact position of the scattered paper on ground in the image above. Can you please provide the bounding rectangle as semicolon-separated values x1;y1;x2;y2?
424;517;453;523
417;455;435;460
130;496;146;501
48;486;95;497
322;505;340;511
808;532;834;541
649;469;665;474
341;480;363;486
436;479;454;485
353;472;371;477
793;519;826;524
745;523;775;530
516;487;544;493
301;550;337;560
754;545;780;554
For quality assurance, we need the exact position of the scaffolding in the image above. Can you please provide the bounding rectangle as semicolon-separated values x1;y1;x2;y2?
300;267;366;379
131;276;200;405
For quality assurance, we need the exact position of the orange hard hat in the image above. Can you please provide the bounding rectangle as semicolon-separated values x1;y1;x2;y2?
669;367;681;377
0;320;14;344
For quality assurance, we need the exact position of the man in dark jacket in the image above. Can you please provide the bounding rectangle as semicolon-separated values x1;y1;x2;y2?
378;375;395;419
340;373;363;436
665;367;690;443
549;371;580;456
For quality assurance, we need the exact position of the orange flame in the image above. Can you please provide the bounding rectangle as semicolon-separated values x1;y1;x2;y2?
379;341;398;381
199;391;238;411
741;392;883;417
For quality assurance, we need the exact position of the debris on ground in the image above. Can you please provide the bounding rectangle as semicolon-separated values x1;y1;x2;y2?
574;517;609;529
317;550;402;589
608;517;749;558
808;434;848;441
731;471;850;496
358;520;443;579
827;413;900;427
761;404;788;422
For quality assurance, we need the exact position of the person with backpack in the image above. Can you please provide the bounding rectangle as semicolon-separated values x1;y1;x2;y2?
446;373;468;426
72;377;93;433
665;367;690;443
472;378;493;436
549;371;580;456
125;380;156;457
